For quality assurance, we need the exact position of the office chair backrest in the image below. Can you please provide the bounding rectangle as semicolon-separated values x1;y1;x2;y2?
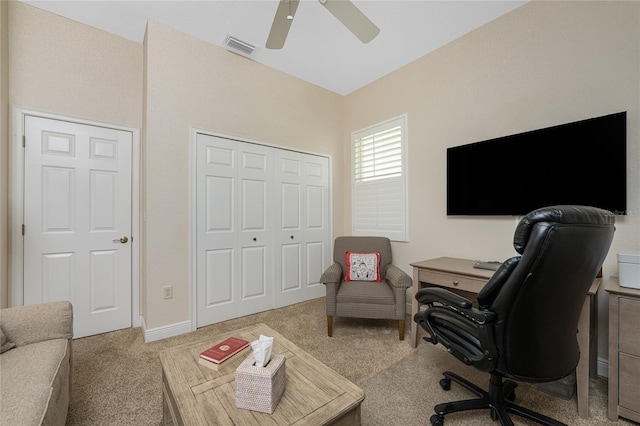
477;206;615;382
333;236;392;281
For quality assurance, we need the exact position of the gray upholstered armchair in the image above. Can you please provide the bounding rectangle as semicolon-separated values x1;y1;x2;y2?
320;236;413;340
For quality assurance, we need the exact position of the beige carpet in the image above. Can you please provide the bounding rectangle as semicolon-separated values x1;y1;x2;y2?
67;298;630;425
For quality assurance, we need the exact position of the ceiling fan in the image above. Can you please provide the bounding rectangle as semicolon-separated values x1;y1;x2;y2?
266;0;380;49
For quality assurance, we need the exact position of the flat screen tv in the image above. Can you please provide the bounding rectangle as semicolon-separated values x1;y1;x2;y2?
447;112;627;216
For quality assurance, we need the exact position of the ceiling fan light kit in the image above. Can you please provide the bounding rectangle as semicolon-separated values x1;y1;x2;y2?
266;0;380;50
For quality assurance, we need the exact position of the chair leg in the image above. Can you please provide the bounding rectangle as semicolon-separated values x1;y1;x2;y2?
327;316;333;337
398;319;405;340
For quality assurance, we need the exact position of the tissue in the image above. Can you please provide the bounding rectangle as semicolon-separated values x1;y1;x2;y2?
251;335;274;367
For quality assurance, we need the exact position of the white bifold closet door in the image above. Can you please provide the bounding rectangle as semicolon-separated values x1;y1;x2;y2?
196;134;330;328
273;150;329;308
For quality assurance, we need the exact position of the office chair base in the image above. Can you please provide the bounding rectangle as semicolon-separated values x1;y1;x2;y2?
431;371;566;426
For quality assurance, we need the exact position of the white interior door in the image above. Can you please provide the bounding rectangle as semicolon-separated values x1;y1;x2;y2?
196;136;238;325
301;154;330;300
274;151;329;307
237;143;273;316
274;151;305;307
23;115;132;338
196;134;273;327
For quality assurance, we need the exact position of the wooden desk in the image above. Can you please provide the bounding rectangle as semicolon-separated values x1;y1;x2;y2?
160;323;364;425
410;257;600;419
605;277;640;423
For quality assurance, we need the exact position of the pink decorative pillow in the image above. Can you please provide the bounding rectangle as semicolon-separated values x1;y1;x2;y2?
345;251;381;282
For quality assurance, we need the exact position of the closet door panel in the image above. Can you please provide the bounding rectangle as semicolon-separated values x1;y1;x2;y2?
196;136;239;325
274;152;305;307
281;243;302;292
280;182;303;295
303;155;330;299
204;249;233;305
237;144;273;316
240;246;267;298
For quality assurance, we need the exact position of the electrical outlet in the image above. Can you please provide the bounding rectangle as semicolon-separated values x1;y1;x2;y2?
163;285;173;300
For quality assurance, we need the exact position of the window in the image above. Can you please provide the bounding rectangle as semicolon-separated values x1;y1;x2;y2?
352;115;408;241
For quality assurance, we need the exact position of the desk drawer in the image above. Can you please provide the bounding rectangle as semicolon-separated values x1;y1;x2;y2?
619;352;640;414
418;270;486;294
620;298;640;356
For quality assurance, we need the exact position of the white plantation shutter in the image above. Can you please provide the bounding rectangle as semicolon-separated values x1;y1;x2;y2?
352;116;408;241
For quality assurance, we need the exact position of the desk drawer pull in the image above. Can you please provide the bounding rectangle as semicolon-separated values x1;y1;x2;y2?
453;280;459;286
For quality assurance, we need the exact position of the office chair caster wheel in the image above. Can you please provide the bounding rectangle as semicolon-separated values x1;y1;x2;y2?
439;378;451;391
430;414;444;425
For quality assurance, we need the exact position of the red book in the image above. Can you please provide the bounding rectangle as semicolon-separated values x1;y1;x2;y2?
199;337;250;364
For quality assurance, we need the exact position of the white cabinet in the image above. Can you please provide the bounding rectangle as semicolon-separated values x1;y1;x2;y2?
195;134;330;327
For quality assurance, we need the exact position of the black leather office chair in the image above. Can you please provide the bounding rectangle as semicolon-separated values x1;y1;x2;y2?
414;206;615;426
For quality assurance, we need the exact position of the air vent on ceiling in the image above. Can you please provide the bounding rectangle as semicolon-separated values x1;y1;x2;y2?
224;35;255;56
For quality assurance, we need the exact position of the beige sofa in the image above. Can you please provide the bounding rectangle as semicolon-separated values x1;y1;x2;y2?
0;301;73;426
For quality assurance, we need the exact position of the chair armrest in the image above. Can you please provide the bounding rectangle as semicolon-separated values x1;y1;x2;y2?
320;263;342;284
415;287;495;324
416;287;472;308
385;264;413;289
0;301;73;347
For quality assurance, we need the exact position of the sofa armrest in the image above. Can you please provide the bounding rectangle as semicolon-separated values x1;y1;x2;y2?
385;264;413;289
0;301;73;347
320;262;342;284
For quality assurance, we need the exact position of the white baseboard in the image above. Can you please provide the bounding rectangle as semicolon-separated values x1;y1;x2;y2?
142;318;192;343
597;357;609;379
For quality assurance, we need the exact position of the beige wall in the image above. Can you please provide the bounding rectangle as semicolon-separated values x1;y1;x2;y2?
3;2;343;333
8;2;142;128
1;0;9;308
5;1;143;307
3;1;639;364
344;1;640;362
143;21;344;329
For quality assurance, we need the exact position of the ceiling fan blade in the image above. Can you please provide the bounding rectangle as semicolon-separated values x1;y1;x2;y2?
319;0;380;44
266;0;300;49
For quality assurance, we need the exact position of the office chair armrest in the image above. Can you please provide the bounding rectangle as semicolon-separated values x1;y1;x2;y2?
320;262;342;284
385;264;413;289
415;287;495;324
416;287;472;309
416;305;497;370
414;289;498;370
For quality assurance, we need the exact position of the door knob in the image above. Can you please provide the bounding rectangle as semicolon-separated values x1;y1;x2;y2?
113;236;129;244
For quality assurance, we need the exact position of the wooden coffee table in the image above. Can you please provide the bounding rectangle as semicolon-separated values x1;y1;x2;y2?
159;323;365;425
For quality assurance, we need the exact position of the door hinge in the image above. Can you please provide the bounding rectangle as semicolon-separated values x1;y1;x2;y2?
22;224;25;235
22;135;26;147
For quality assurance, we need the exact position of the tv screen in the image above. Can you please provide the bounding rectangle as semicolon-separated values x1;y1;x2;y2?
447;112;627;216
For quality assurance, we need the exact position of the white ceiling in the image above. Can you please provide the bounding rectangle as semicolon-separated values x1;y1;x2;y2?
19;0;528;95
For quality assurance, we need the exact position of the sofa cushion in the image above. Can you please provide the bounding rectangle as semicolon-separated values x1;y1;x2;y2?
0;338;70;426
337;280;395;305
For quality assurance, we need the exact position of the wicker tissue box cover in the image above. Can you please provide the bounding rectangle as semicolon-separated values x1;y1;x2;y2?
235;353;286;414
